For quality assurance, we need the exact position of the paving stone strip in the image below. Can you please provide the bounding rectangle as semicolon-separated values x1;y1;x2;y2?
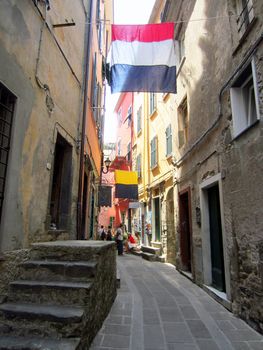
90;255;263;350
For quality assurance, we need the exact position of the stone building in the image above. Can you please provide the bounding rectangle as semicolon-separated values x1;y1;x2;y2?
155;0;263;332
0;0;111;251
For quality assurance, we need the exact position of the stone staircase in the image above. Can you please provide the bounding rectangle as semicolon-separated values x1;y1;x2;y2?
0;240;116;349
141;242;165;262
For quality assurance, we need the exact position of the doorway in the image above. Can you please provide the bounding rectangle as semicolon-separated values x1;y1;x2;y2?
154;197;160;241
200;174;229;298
207;184;226;292
49;133;72;230
179;189;192;272
81;173;88;239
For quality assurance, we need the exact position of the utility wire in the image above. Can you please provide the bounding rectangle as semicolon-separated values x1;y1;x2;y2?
49;15;238;26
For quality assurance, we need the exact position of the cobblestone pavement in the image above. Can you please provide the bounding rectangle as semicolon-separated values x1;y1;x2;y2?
90;254;263;350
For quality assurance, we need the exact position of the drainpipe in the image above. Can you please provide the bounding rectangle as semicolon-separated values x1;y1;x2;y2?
77;0;94;239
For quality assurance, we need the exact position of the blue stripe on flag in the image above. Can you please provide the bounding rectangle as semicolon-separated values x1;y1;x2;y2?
111;64;177;93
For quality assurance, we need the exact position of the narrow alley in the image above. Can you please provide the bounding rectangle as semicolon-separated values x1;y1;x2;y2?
91;255;263;350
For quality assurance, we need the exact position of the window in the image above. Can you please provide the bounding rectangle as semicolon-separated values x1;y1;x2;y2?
127;105;132;126
149;93;156;115
236;0;254;37
150;136;158;169
160;0;171;22
0;83;16;221
117;108;122;126
127;142;131;162
230;59;259;137
136;154;142;178
137;106;142;134
178;98;188;148
117;140;121;156
178;36;185;63
96;0;101;30
165;124;172;157
92;53;97;113
110;216;115;226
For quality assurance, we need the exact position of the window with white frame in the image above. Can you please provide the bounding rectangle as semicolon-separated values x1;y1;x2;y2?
236;0;254;37
165;124;172;157
137;106;142;134
178;97;188;148
149;93;156;115
136;154;142;178
150;136;158;169
230;59;259;137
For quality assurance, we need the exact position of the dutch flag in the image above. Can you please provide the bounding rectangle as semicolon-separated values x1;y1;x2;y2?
110;23;177;94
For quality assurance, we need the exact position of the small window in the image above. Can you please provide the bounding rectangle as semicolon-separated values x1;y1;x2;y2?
230;59;259;137
117;140;121;156
236;0;254;37
165;124;172;157
127;105;132;126
136;154;142;178
149;93;156;115
137;106;142;134
150;136;158;169
178;98;188;148
127;142;131;162
117;108;122;126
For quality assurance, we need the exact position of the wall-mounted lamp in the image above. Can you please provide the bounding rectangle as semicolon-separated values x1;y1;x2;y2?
102;158;111;174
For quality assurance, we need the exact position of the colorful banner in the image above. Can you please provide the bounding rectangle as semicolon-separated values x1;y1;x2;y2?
111;23;177;93
115;170;138;200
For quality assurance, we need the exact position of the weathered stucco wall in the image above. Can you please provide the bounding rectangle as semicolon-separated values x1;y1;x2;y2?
0;0;87;250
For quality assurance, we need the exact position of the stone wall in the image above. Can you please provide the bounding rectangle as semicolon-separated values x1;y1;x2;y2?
0;249;30;303
168;0;263;333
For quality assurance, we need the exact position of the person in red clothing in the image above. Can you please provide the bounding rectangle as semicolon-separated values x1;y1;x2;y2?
126;233;139;252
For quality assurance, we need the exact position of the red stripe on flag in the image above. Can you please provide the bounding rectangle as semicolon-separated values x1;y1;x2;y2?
112;23;174;43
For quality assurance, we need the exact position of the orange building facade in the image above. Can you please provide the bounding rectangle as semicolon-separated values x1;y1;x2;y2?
78;0;112;239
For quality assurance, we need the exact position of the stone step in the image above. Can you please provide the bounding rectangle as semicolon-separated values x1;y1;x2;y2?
30;240;115;261
8;280;92;305
0;303;84;337
0;335;80;350
20;260;97;281
156;255;166;263
141;245;161;256
141;252;157;262
130;250;142;257
151;241;162;249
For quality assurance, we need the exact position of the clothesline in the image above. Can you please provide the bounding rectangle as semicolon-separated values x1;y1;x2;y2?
82;14;238;26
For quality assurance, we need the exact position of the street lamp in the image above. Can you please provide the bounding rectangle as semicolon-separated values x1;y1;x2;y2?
102;157;111;174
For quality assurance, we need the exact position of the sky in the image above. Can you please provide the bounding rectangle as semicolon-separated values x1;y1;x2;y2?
104;0;156;143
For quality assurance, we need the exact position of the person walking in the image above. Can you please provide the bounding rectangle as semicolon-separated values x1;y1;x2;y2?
115;224;124;255
106;226;113;241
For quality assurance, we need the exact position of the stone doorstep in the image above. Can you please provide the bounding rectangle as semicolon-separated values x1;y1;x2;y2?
20;260;97;278
156;255;166;263
141;245;161;256
141;252;157;262
0;335;81;350
151;241;163;248
0;303;84;323
130;250;142;257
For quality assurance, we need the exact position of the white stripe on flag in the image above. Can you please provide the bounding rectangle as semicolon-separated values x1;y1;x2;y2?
111;39;176;67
